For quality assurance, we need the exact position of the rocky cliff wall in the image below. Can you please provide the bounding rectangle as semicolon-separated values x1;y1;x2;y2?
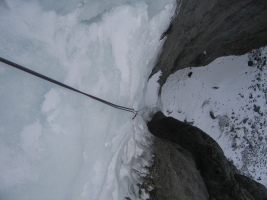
142;137;209;200
146;112;267;200
152;0;267;86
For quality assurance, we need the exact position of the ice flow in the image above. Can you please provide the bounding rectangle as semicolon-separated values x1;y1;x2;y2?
0;0;176;199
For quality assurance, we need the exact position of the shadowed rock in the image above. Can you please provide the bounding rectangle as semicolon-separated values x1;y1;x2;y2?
142;137;209;200
147;111;267;200
151;0;267;86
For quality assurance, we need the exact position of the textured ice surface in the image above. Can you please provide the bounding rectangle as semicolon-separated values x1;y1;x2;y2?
0;0;176;199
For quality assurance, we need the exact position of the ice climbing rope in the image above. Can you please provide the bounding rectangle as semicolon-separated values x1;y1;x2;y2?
0;57;138;119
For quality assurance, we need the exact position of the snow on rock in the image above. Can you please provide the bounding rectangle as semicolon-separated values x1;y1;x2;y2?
161;46;267;187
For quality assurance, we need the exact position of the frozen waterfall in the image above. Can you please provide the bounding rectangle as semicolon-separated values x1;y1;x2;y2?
0;0;176;199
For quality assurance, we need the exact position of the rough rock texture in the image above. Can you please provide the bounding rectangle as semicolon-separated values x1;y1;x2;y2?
152;0;267;86
142;137;209;200
147;112;267;200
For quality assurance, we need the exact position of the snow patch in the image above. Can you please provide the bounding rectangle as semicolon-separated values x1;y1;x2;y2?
161;46;267;186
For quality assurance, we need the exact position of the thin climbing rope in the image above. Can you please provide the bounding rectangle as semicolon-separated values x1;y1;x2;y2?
0;57;138;118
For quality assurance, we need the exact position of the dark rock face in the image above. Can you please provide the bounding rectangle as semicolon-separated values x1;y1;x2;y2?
152;0;267;85
147;112;267;200
142;137;209;200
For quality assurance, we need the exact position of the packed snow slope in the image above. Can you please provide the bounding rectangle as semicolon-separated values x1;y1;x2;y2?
160;46;267;187
0;0;176;199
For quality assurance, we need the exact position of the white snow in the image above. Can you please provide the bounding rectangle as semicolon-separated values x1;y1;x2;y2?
161;47;267;187
0;0;176;199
